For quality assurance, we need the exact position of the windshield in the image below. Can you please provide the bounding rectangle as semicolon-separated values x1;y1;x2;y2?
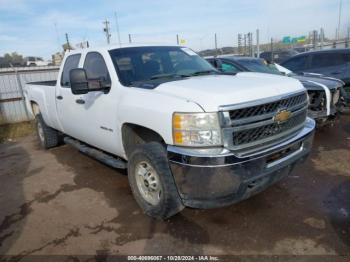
109;46;216;87
238;59;282;75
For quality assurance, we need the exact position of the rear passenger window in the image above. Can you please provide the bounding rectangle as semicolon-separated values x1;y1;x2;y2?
60;54;81;87
84;52;111;84
311;53;345;68
282;55;307;71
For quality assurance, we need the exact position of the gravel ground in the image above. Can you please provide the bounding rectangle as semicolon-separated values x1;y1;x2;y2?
0;116;349;259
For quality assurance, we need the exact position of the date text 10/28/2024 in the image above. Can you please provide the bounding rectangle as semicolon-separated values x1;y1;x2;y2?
127;256;219;261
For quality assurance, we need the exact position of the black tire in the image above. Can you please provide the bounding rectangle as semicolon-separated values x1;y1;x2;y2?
127;142;184;219
36;114;59;149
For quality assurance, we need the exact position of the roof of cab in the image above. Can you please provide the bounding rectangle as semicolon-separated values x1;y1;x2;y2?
64;43;183;55
285;48;350;59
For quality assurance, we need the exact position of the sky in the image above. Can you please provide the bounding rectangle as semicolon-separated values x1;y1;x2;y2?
0;0;349;60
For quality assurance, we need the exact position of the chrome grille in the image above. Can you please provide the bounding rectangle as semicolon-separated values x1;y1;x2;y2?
229;92;307;121
220;91;308;155
232;110;307;146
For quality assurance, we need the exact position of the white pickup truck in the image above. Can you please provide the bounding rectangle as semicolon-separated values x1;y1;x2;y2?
24;45;315;219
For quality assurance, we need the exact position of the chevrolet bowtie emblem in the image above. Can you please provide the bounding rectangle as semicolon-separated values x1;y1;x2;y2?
274;109;291;123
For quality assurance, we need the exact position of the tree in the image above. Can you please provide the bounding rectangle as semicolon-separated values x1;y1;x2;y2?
0;56;5;67
0;52;25;67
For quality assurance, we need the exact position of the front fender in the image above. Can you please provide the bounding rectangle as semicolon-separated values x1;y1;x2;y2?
117;88;204;145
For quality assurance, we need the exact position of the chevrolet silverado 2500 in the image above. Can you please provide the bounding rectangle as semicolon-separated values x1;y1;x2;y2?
24;45;315;219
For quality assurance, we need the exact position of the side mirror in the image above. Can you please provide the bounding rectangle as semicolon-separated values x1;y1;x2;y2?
69;68;89;95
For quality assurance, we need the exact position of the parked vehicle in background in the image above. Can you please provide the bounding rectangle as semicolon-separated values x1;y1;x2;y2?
293;47;311;53
25;56;50;67
206;56;342;125
280;48;350;108
24;44;315;219
259;49;299;64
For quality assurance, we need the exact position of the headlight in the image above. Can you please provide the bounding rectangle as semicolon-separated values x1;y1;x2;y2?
172;112;222;147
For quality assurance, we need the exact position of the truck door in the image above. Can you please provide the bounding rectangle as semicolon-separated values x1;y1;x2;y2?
57;51;119;154
55;53;83;138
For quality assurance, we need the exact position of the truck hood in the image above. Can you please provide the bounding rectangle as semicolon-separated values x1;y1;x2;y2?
293;75;343;90
155;72;305;112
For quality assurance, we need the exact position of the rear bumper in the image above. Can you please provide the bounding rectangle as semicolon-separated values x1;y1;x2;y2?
167;118;315;209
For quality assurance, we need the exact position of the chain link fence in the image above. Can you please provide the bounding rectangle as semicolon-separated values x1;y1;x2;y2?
0;66;59;124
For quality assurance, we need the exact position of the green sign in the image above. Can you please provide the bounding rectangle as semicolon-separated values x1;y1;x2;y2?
282;36;306;44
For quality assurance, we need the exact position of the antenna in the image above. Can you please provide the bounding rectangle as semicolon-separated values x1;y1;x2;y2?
65;33;71;51
54;22;61;50
114;12;121;47
103;19;111;44
337;0;342;39
214;33;218;56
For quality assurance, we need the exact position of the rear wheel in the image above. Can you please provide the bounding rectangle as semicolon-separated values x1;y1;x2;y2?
36;114;59;149
127;142;184;219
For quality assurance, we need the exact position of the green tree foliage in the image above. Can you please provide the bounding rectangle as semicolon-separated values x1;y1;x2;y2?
0;52;25;67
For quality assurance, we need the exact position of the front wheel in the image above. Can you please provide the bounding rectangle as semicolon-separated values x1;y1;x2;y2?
127;142;184;219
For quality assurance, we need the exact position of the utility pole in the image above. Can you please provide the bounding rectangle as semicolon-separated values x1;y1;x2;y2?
128;34;132;43
270;38;274;62
244;34;247;56
238;34;242;55
247;32;252;56
65;33;71;51
103;19;111;44
320;28;324;49
337;0;342;40
312;30;318;49
114;12;121;47
335;29;338;40
214;33;218;56
256;29;260;58
176;34;179;45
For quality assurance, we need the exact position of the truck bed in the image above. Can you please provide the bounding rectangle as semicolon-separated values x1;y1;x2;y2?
27;80;57;86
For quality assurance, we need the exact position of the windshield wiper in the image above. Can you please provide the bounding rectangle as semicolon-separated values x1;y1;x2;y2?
150;73;188;80
187;70;219;76
129;74;188;87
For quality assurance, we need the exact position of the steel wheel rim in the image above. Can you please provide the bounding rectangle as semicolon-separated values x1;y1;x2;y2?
37;122;45;143
135;161;162;206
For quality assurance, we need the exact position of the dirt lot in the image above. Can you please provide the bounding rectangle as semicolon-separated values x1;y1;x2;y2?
0;116;349;258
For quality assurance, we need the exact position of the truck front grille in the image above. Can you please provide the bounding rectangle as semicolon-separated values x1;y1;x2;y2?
229;92;307;121
232;110;307;146
220;91;308;156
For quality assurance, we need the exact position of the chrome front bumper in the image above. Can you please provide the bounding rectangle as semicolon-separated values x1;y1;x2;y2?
167;118;316;208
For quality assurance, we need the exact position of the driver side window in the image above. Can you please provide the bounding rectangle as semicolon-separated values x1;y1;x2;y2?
84;52;111;84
